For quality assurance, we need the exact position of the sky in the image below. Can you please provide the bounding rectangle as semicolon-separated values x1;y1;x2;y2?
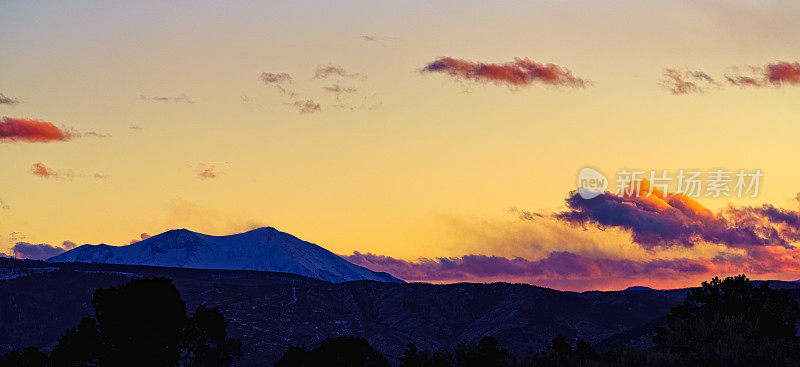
2;0;800;291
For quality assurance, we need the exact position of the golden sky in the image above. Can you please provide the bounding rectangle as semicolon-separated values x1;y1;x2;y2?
2;1;800;290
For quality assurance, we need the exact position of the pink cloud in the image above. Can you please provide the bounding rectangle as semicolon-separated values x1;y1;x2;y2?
422;57;589;88
726;61;800;88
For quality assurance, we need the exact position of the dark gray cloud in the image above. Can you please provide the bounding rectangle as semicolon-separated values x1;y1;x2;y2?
11;241;76;260
0;93;21;106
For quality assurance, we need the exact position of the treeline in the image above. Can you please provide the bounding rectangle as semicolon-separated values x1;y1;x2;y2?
274;275;800;367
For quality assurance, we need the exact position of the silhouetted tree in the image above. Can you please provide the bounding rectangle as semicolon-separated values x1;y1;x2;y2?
49;277;242;366
275;336;390;367
652;274;800;366
399;343;430;367
182;305;243;366
453;336;516;367
527;335;599;367
399;343;452;367
50;317;103;365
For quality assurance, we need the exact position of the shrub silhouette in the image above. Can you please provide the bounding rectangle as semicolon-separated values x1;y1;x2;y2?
526;334;599;367
275;336;390;367
397;336;515;367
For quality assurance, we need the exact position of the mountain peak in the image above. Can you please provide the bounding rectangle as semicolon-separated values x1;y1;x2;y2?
48;227;403;283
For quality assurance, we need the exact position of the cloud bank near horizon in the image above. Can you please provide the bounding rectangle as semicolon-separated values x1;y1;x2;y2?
344;187;800;291
9;241;77;260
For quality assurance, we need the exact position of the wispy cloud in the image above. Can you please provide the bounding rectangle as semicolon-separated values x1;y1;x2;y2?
313;65;365;80
0;93;21;106
726;61;800;88
322;84;357;100
260;72;293;84
660;69;718;94
422;57;590;89
663;61;800;94
30;162;107;180
259;72;297;97
290;100;322;114
198;166;217;180
259;68;371;114
139;94;195;104
83;131;112;138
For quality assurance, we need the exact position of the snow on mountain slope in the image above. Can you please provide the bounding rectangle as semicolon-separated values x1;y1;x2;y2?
47;227;403;283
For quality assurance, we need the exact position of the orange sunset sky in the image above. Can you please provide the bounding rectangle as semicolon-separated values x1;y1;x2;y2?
2;0;800;290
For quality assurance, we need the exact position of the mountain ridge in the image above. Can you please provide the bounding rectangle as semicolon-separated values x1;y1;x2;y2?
48;227;402;283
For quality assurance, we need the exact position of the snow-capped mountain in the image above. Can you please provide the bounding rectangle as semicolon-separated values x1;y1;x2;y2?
47;227;402;283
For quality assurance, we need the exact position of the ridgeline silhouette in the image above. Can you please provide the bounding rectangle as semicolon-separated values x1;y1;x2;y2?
3;274;799;366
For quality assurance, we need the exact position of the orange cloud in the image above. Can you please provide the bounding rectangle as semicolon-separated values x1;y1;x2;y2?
31;163;59;178
422;57;589;88
0;117;78;143
29;163;106;180
130;232;152;245
198;166;217;180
